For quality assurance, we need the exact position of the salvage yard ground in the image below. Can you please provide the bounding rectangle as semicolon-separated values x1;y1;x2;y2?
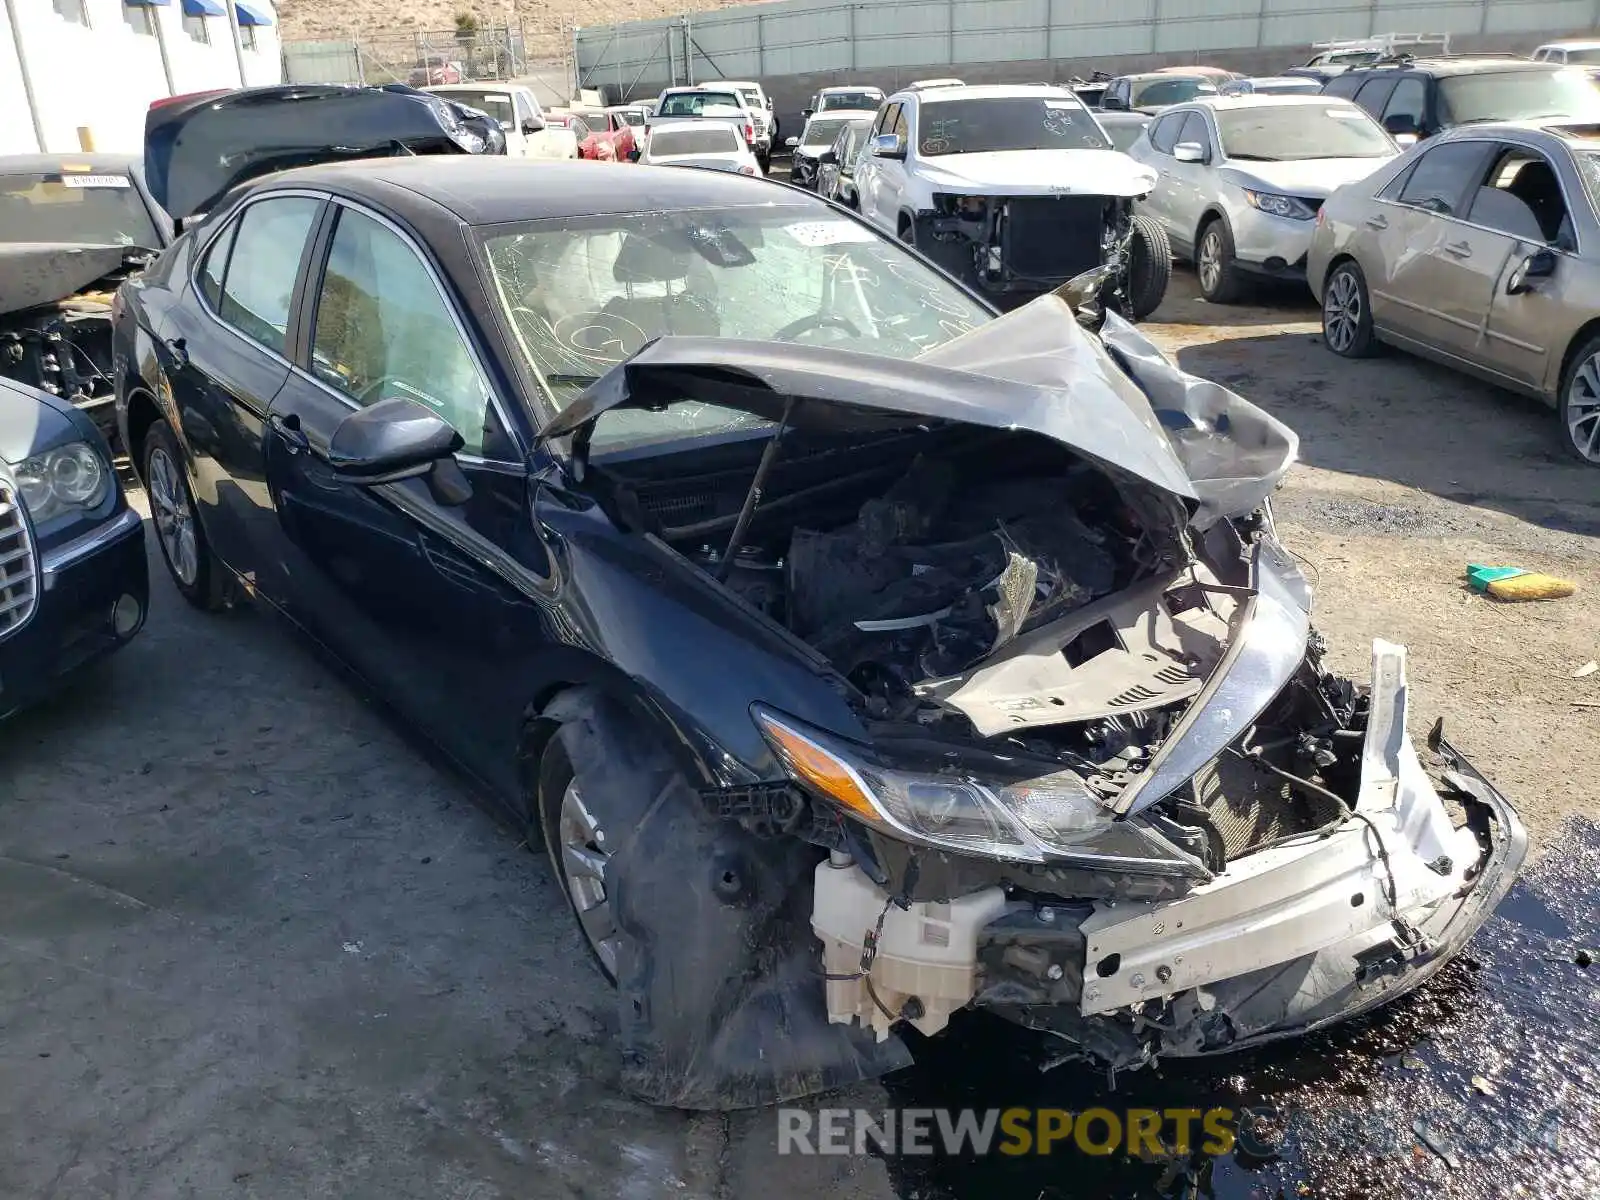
2;266;1597;1199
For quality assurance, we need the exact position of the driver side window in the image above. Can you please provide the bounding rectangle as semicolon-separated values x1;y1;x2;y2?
310;206;497;456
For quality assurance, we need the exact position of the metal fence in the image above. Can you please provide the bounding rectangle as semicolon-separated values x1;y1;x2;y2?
575;0;1598;99
284;24;576;106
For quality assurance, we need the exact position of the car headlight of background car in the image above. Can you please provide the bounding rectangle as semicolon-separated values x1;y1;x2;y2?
1242;190;1318;220
752;705;1199;874
14;441;109;524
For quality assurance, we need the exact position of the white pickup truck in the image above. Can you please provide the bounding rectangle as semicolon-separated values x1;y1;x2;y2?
422;84;579;159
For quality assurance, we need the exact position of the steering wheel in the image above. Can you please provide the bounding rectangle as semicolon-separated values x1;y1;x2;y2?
772;313;861;343
355;374;408;407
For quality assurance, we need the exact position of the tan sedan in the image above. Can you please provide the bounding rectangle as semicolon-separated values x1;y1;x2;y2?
1307;121;1600;464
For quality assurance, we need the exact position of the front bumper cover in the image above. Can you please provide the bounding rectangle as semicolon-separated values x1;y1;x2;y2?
811;640;1527;1066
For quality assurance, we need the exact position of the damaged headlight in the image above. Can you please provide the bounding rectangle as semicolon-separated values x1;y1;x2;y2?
752;706;1201;874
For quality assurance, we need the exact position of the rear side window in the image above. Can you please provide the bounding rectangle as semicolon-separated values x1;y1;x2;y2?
1382;77;1427;130
1322;74;1362;99
1397;141;1491;214
196;219;237;310
217;196;321;356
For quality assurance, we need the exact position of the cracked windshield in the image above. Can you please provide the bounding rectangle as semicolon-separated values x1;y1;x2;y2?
480;206;990;450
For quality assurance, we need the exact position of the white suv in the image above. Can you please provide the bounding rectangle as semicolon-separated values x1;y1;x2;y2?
851;83;1171;318
718;80;776;169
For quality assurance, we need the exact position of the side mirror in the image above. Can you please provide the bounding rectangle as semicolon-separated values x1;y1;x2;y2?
802;107;814;118
1383;113;1419;137
785;135;799;148
627;147;641;162
818;148;837;165
1507;248;1558;295
1102;96;1127;111
1172;141;1206;163
327;396;465;486
521;117;543;133
872;132;906;160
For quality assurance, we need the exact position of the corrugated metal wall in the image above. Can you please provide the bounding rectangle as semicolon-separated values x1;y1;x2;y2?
576;0;1600;97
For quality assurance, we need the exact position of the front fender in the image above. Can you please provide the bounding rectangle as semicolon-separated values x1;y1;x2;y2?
527;492;869;787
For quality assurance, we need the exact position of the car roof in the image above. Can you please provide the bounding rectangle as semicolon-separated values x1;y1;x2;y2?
1346;57;1563;76
820;84;882;93
907;83;1077;103
0;153;142;174
1191;94;1356;110
256;157;812;225
1538;40;1600;50
1436;117;1600;143
1120;71;1215;82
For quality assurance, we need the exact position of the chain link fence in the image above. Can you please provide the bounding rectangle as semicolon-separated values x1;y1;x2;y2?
283;25;575;107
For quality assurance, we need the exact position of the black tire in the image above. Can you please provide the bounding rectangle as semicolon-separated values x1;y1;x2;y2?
142;418;233;612
1557;331;1600;465
1320;259;1381;360
1195;216;1243;304
757;150;771;175
898;217;915;245
1127;214;1172;321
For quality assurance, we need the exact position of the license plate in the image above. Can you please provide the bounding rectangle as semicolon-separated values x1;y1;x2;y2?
61;174;130;189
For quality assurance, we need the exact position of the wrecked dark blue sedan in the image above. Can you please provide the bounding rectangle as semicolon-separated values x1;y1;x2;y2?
110;86;1525;1112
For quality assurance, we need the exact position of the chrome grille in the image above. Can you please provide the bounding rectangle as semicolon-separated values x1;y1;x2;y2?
0;482;39;640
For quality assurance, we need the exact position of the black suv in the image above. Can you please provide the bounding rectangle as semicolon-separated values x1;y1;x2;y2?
1321;56;1600;141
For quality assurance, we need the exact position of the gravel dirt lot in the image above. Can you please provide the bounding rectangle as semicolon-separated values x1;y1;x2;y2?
2;265;1596;1199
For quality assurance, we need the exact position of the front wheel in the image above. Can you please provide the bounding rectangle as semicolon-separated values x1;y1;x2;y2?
1196;217;1243;304
1557;333;1600;465
143;419;233;611
539;737;624;983
1127;214;1172;321
1321;260;1380;359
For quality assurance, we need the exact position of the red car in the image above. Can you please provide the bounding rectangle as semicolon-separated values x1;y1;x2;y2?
573;110;637;162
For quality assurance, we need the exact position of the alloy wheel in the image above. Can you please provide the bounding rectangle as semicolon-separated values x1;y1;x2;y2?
1324;269;1362;355
1198;228;1223;294
1567;352;1600;463
558;779;620;976
147;447;199;586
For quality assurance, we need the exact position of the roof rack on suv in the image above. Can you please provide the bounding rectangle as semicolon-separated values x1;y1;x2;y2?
1311;32;1451;56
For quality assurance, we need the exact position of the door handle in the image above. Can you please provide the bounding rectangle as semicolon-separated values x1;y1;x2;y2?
1443;240;1472;259
268;412;310;455
1364;214;1388;230
164;336;188;369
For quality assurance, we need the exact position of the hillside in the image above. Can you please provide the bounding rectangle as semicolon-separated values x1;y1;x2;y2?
275;0;768;58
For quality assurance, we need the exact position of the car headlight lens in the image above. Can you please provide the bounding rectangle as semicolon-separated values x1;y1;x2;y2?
752;706;1200;874
14;441;109;523
1243;190;1317;220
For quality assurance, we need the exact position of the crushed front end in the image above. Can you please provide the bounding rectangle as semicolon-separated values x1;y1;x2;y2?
918;193;1137;311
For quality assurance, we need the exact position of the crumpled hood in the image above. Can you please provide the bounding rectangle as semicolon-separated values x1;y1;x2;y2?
1219;154;1396;198
542;295;1296;531
914;149;1158;198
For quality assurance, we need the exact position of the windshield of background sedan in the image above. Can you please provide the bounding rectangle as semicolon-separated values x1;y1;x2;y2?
820;91;882;112
659;91;743;116
1131;77;1219;108
479;207;991;452
647;126;742;156
0;172;160;249
439;90;514;126
616;109;646;126
917;97;1110;155
1218;103;1395;161
801;118;850;148
1440;69;1600;124
1556;48;1600;64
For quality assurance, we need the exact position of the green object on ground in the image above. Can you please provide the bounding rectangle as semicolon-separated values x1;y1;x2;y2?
1466;564;1526;594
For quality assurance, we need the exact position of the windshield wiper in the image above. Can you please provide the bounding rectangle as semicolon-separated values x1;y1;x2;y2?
1224;153;1280;161
542;372;602;386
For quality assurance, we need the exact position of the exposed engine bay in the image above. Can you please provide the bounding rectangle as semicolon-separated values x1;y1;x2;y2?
0;244;142;435
919;192;1137;304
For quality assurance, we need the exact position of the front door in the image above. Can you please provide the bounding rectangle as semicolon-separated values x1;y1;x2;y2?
156;193;325;603
263;201;545;795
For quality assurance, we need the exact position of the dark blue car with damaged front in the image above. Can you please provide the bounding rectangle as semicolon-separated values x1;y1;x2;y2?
0;375;148;719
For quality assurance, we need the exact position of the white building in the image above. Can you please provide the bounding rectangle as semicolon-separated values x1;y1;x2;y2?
0;0;284;156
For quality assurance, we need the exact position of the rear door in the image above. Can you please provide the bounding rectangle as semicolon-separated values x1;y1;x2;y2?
1366;139;1496;350
262;200;537;793
855;102;898;231
156;192;325;604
